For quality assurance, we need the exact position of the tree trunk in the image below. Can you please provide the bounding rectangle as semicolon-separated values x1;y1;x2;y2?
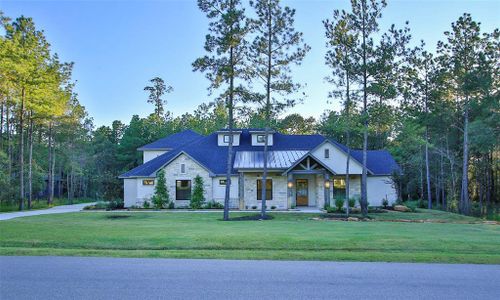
260;4;272;220
345;69;351;217
19;87;25;211
223;45;235;221
28;112;34;209
47;122;53;204
360;0;368;217
7;104;12;178
460;103;470;215
0;98;4;150
425;130;432;209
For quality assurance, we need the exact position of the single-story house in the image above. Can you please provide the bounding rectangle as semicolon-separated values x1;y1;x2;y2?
119;129;400;209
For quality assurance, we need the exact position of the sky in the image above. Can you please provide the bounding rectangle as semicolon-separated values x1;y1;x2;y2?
1;0;499;127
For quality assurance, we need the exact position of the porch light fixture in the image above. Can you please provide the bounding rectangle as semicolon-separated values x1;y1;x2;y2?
287;181;293;188
324;180;331;189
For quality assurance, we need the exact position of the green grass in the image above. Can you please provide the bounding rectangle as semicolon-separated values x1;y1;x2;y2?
0;198;96;213
0;210;499;264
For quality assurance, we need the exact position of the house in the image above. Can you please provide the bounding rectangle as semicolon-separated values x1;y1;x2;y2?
119;129;400;209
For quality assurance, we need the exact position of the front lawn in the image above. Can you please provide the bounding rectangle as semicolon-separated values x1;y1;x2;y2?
0;210;498;264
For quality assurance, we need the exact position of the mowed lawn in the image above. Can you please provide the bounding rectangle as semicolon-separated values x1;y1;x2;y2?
0;210;499;264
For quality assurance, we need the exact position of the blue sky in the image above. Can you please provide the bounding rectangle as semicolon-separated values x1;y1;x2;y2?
1;0;499;127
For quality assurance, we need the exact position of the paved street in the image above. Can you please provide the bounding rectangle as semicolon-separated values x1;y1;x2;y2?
0;202;94;221
1;256;499;299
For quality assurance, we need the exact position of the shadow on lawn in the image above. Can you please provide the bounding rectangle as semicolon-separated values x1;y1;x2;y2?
223;214;274;221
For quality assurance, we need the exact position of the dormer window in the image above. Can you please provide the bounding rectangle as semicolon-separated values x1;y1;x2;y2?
217;130;242;146
250;130;274;146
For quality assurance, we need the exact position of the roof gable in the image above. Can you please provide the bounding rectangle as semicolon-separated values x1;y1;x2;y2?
137;130;202;150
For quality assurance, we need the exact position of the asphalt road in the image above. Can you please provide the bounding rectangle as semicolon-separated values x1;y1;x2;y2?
1;256;499;300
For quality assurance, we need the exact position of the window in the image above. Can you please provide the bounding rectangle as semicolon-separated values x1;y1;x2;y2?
176;180;191;200
324;148;330;158
257;179;273;200
257;134;266;143
333;178;346;196
180;163;186;174
219;179;227;185
142;179;154;186
223;135;230;143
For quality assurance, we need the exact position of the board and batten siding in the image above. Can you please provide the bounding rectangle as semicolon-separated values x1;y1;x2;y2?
123;178;155;207
311;142;363;174
367;176;398;205
143;150;167;163
212;176;239;208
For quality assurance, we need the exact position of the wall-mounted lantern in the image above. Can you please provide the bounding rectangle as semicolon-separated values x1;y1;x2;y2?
324;180;331;189
287;181;293;189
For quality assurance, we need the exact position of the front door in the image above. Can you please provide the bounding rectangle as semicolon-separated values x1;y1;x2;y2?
296;179;308;206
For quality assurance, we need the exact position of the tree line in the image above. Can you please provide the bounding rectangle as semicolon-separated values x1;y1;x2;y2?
0;0;498;218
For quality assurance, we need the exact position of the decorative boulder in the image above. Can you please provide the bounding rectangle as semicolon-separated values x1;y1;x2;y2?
393;205;411;212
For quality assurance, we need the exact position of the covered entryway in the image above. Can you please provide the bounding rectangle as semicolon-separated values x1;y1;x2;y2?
283;154;336;209
296;179;309;206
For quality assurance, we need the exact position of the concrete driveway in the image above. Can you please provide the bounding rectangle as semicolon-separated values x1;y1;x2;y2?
1;256;499;299
0;202;94;221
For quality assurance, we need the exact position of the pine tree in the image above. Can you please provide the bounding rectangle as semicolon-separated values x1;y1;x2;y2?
194;0;249;220
249;0;310;219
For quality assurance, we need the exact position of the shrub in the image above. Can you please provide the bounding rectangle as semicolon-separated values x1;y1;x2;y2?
334;196;344;212
143;201;151;209
406;202;418;212
417;199;426;208
251;205;257;209
151;170;170;209
204;201;224;209
325;206;337;213
106;199;124;210
348;197;356;208
94;201;108;209
190;175;205;209
271;205;276;210
168;202;175;209
382;198;389;208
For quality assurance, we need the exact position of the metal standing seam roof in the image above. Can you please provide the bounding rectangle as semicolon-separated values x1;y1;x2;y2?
233;150;308;169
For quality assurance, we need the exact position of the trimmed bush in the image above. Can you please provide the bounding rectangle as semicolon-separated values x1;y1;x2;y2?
151;170;170;209
348;197;357;208
334;196;345;212
143;201;151;209
190;175;205;209
382;198;389;208
204;201;224;209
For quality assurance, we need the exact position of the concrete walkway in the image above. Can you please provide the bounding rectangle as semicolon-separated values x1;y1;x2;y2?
0;202;94;221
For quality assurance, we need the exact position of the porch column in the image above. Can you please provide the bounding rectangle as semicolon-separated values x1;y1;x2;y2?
238;172;245;210
287;173;293;209
324;173;331;208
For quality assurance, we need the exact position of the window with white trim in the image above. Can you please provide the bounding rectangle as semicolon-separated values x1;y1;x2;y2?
324;148;330;158
180;163;186;174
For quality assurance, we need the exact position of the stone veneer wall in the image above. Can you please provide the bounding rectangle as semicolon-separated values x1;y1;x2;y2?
161;154;212;208
243;173;288;209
